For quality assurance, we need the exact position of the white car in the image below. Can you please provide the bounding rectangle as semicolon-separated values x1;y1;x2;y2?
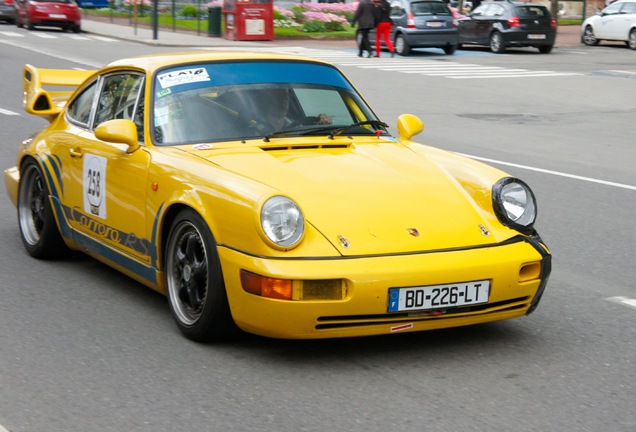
581;0;636;49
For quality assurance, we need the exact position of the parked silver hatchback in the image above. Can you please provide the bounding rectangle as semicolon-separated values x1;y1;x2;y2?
366;0;459;55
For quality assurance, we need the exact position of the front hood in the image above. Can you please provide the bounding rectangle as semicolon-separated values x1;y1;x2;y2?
190;138;500;256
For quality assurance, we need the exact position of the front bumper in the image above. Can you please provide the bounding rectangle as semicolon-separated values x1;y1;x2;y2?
220;236;551;339
4;166;19;208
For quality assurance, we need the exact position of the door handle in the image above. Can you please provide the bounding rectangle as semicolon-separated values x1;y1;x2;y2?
69;147;83;158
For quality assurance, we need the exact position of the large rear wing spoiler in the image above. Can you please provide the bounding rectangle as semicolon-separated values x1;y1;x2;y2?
23;64;96;121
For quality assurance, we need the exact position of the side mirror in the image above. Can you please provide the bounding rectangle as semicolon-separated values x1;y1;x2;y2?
94;119;140;153
396;114;424;140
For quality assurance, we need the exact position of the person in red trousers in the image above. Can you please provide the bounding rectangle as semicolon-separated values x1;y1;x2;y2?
375;0;395;57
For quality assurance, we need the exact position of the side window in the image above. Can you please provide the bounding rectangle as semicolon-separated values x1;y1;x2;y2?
621;3;636;13
94;73;144;128
603;2;622;14
488;4;504;16
390;0;405;16
67;81;97;127
471;4;488;15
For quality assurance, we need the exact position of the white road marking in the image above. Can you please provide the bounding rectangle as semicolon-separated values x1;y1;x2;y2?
0;39;103;68
0;108;20;116
32;33;58;39
449;72;584;79
67;35;91;40
606;296;636;309
89;35;118;42
457;153;636;191
0;31;24;37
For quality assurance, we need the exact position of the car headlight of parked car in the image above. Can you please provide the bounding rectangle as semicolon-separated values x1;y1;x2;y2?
261;196;305;248
492;177;537;234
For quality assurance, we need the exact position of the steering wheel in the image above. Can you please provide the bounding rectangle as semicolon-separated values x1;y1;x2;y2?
287;116;322;128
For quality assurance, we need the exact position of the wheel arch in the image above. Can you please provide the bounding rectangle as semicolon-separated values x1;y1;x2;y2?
158;202;208;272
18;154;65;230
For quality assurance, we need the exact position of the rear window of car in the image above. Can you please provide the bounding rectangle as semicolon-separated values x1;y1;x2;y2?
513;6;549;17
411;1;451;15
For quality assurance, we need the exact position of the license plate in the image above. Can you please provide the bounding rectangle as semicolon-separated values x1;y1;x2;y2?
49;13;66;18
388;280;490;312
425;21;444;28
528;34;546;40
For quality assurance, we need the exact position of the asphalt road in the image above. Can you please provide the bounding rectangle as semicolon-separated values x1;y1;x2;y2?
1;26;635;432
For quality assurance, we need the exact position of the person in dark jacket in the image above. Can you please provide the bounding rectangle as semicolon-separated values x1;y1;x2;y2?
352;0;378;58
375;0;395;57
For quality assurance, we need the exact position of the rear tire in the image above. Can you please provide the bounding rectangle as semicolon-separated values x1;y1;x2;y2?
582;25;599;46
443;44;457;55
395;34;410;56
628;29;636;50
489;31;506;53
17;159;69;259
165;208;237;342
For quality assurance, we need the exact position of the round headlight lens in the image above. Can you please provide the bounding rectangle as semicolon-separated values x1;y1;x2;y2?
261;196;305;248
493;178;537;233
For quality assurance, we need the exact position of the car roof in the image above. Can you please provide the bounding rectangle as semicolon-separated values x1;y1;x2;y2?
481;0;546;6
106;51;331;75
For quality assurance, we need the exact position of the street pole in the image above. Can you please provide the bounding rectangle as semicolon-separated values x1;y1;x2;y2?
153;0;158;40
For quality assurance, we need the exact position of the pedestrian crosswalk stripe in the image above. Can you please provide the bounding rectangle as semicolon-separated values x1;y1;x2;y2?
0;32;118;43
449;72;583;79
239;46;582;79
0;108;20;116
32;33;58;39
89;35;118;42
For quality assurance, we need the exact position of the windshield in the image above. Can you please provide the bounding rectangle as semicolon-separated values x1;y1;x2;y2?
411;1;451;16
151;61;381;145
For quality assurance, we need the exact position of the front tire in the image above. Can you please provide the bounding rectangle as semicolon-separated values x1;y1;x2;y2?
628;28;636;50
165;208;237;342
538;45;553;54
582;25;599;46
17;159;68;259
490;31;506;53
394;34;411;56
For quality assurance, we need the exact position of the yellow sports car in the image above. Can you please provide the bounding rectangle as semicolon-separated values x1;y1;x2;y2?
4;51;551;341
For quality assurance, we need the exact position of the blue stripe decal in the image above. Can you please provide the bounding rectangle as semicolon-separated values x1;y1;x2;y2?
150;203;164;268
36;154;157;286
72;230;157;285
156;61;354;95
49;154;64;197
37;154;73;238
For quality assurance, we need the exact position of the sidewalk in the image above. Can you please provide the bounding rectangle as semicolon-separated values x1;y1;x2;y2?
81;15;582;49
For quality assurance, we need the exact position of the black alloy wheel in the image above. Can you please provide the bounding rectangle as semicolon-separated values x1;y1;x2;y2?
165;208;237;342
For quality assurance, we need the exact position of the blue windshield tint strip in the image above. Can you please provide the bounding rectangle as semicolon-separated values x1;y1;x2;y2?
155;61;353;94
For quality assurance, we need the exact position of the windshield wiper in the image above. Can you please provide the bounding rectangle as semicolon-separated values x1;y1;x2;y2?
263;129;301;142
263;120;389;142
326;120;389;139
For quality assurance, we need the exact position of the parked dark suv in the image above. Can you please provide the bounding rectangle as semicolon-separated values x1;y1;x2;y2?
457;0;556;53
364;0;459;56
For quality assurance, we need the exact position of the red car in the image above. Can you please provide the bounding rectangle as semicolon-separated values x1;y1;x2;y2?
15;0;81;32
